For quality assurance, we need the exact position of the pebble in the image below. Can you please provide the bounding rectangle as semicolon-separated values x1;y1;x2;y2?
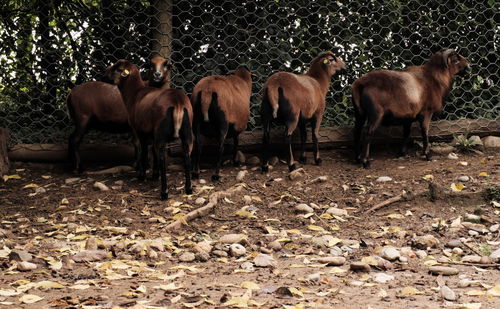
482;135;500;148
65;177;80;184
468;230;479;237
429;266;459;276
93;181;109;191
380;247;400;261
212;250;228;257
150;239;165;252
461;255;481;263
195;197;206;205
316;256;346;266
446;239;463;248
195;251;210;262
288;168;306;180
311;176;328;183
349;261;371;272
461;222;487;232
268;240;282;251
457;175;470;182
447;152;459;160
464;214;482;223
452;247;464;255
85;237;98;250
72;250;109;262
17;261;37;271
311;235;337;248
373;272;394;283
230;244;247;257
440;285;457;301
414;234;440;249
246;156;260;166
295;203;314;213
199;179;207;184
8;249;32;262
415;250;428;258
398;256;408;263
194;240;212;254
219;234;246;244
489;224;499;233
236;170;247;181
268;156;279;166
178;252;196;262
326;207;348;216
330;246;343;256
376;176;393;182
489;248;500;262
399;247;415;258
34;187;46;194
240;261;255;271
307;273;321;282
253;254;277;268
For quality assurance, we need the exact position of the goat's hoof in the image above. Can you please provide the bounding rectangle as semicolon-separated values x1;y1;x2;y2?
362;160;371;169
191;172;200;179
288;164;297;172
211;174;221;182
425;153;432;161
314;158;322;166
261;165;269;173
299;156;307;164
185;187;193;195
160;192;168;200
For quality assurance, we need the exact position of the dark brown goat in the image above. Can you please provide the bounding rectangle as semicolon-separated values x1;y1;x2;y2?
67;56;171;173
352;49;470;168
105;59;193;200
261;51;347;172
190;67;253;181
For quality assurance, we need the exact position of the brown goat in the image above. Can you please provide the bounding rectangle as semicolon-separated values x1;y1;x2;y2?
105;59;193;200
261;51;347;172
190;67;253;181
67;56;171;173
352;49;470;168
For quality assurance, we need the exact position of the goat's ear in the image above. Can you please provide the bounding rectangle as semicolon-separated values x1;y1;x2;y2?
442;49;456;68
165;62;174;70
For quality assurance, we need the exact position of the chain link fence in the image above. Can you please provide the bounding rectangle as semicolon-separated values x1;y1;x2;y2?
0;0;498;148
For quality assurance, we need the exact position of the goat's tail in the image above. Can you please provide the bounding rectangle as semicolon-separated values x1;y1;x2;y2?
351;81;363;115
199;90;216;122
265;86;281;119
172;105;185;138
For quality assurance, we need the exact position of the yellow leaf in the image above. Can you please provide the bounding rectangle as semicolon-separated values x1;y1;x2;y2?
23;183;39;189
320;213;333;219
235;210;256;218
464;290;485;296
2;174;21;182
172;213;186;221
288;287;304;297
399;287;423;297
307;225;325;232
0;289;20;297
458;161;468;166
486;284;500;297
457;304;482;309
361;256;379;266
283;304;304;309
451;183;464;192
287;229;302;234
170;265;203;273
478;172;488;177
153;283;181;291
19;294;43;304
223;296;249;307
34;281;64;289
327;237;342;247
386;213;404;219
136;285;147;294
422;174;434;181
251;196;262;202
240;281;260;290
69;284;91;290
329;267;347;274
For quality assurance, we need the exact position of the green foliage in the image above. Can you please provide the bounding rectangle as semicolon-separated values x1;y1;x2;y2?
451;134;483;152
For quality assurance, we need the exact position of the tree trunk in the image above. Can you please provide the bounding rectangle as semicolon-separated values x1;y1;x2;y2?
0;128;9;175
151;0;172;84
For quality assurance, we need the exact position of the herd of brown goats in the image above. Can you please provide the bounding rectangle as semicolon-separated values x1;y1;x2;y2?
67;49;470;200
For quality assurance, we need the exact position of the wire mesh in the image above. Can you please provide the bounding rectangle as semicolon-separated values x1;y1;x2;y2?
0;0;498;146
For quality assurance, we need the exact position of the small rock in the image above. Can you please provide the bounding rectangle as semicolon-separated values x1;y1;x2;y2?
212;250;228;257
413;234;440;249
240;261;255;271
398;256;408;263
316;256;346;266
8;250;32;262
34;187;46;195
330;246;343;256
458;279;481;288
415;250;428;258
246;156;260;166
199;179;206;184
93;181;109;191
243;195;252;204
468;230;479;237
489;248;500;262
295;203;314;213
400;247;416;258
236;170;247;181
195;251;210;262
446;239;463;248
72;250;108;262
194;240;212;254
65;177;80;184
440;285;457;301
464;213;482;223
311;176;328;183
17;261;37;271
480;256;491;264
236;151;246;164
253;254;277;268
230;244;247;257
326;207;348;216
462;255;481;263
447;152;459;160
178;252;195;262
452;247;464;255
148;249;158;259
432;145;455;155
380;247;400;261
307;273;321;282
489;224;499;233
457;175;470;182
311;235;337;248
268;156;279;166
268;241;282;251
429;266;459;276
260;247;272;254
462;222;488;233
373;272;394;283
219;234;246;244
85;237;98;250
482;135;500;149
376;176;392;182
350;261;371;272
288;168;306;180
195;197;206;205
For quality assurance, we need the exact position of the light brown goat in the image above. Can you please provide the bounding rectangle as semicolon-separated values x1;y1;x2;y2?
105;59;193;200
352;49;470;168
67;56;171;173
190;67;253;181
261;51;347;172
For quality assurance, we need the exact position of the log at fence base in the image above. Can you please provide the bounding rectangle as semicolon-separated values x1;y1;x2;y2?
0;128;9;175
165;185;244;231
366;191;412;213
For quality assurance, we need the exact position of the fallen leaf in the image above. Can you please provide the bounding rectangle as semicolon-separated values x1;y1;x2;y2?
478;172;488;177
386;213;404;219
2;174;21;182
486;285;500;297
456;304;482;309
464;290;485;296
69;284;91;290
241;281;261;290
19;294;43;304
307;225;325;232
223;296;249;307
399;287;424;297
235;210;256;219
451;183;464;192
422;174;434;181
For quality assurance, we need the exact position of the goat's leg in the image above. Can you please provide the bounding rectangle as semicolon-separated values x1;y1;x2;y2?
419;115;432;161
361;116;382;169
181;133;193;195
298;119;307;164
400;121;412;156
233;134;241;166
191;121;201;179
137;137;148;181
311;116;322;165
156;142;168;200
261;119;271;173
353;111;365;163
212;123;229;182
285;123;297;172
68;119;88;174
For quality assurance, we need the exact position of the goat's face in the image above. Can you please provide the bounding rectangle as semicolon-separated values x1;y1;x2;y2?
318;51;348;77
149;56;172;84
438;49;471;77
106;60;133;86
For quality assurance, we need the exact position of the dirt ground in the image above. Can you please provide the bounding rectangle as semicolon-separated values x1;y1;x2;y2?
0;146;499;309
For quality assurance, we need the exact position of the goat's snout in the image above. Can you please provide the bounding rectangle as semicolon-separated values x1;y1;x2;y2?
152;71;163;81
